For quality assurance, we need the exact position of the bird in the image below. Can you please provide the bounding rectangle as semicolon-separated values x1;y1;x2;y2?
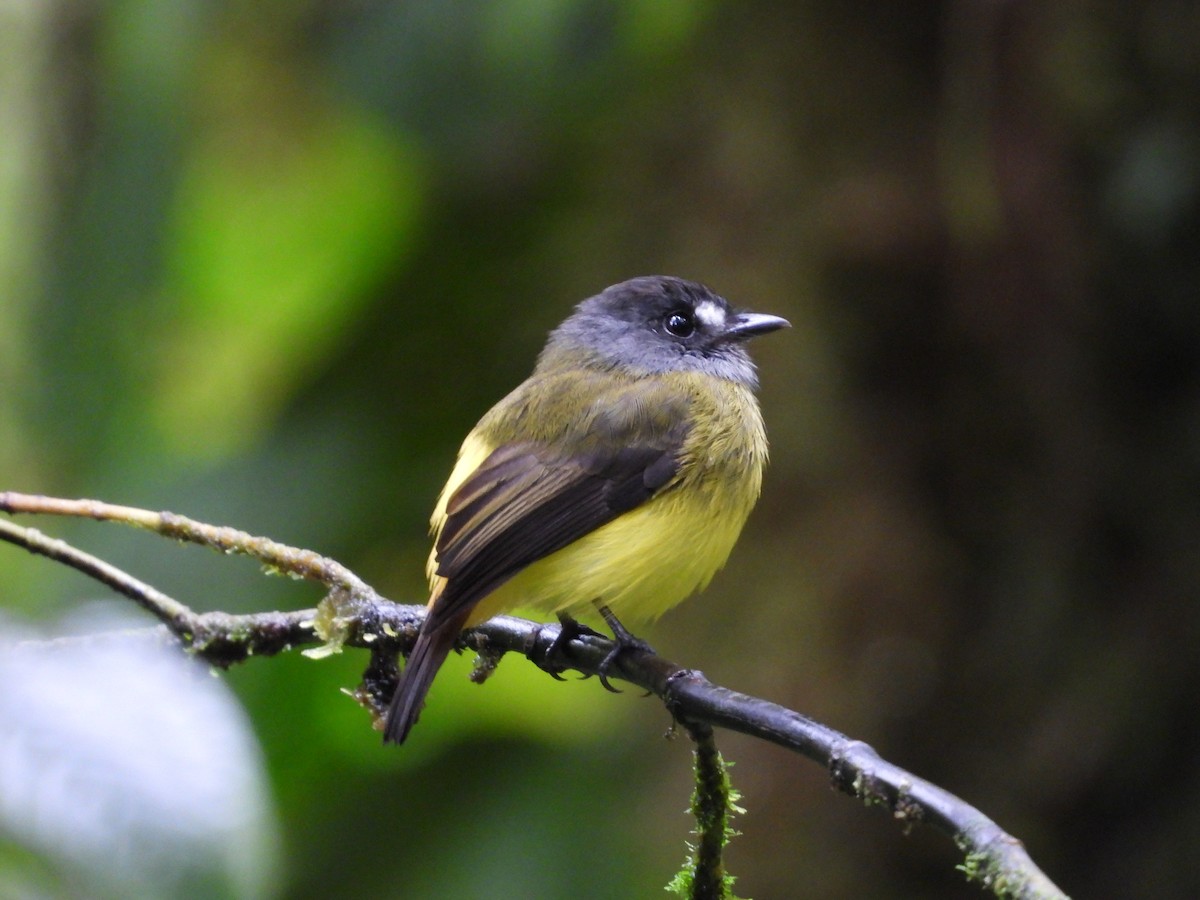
384;275;788;744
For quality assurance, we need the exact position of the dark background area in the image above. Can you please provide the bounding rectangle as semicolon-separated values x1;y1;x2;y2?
2;2;1198;897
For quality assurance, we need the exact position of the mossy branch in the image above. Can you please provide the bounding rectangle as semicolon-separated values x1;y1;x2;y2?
666;721;744;900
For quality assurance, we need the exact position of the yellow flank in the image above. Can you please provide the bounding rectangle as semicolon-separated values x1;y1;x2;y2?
426;430;493;568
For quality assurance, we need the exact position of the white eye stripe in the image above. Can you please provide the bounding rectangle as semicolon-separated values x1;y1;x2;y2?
693;300;726;329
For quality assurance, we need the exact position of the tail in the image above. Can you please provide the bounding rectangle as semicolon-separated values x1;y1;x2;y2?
382;611;467;744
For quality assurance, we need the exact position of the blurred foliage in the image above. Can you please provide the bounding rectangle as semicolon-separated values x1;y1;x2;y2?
2;0;1199;897
0;606;279;900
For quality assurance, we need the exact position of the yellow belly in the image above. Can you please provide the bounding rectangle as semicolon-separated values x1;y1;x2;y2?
464;468;758;626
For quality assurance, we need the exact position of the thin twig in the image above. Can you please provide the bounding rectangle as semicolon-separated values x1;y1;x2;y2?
0;516;320;662
0;517;194;633
0;492;371;595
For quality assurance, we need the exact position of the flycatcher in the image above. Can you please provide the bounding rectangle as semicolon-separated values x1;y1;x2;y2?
384;275;788;743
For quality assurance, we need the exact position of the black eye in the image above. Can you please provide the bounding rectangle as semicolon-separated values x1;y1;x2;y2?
664;310;695;337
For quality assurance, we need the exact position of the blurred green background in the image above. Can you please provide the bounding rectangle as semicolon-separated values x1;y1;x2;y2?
2;1;1199;897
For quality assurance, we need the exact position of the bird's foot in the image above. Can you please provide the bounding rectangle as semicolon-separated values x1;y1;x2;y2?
594;603;655;693
541;612;604;680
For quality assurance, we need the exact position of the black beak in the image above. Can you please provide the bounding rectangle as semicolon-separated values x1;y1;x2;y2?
724;312;791;341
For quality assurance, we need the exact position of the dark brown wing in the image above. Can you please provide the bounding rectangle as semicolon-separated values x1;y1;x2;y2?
424;431;684;633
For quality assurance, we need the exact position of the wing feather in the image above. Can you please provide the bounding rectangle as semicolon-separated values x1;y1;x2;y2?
425;436;684;632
